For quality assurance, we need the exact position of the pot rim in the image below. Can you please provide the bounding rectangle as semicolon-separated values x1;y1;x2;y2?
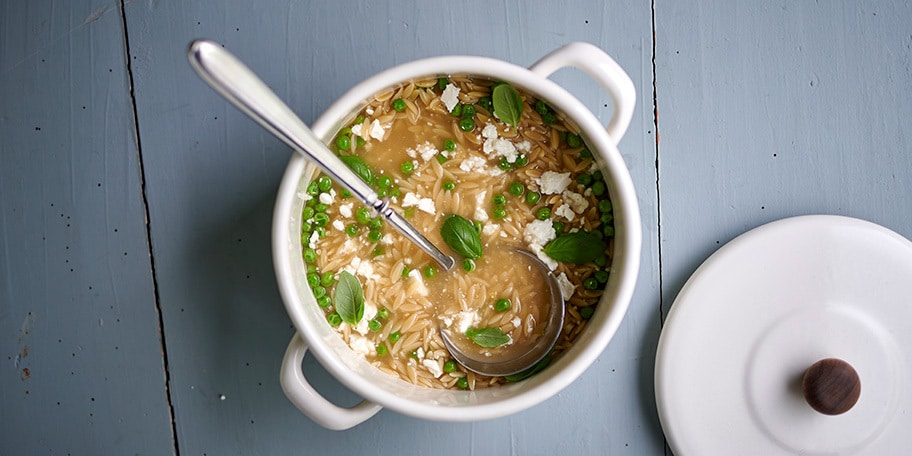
273;53;642;421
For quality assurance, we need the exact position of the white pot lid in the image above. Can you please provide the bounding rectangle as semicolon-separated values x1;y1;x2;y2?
655;215;912;455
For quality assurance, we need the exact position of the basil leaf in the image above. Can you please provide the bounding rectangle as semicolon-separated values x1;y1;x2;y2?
542;232;607;264
492;83;523;126
440;214;483;259
334;271;364;325
340;154;373;184
466;327;511;348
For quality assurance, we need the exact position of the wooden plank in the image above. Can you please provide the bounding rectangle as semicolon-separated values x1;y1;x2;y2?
124;0;662;453
0;1;175;453
655;0;912;320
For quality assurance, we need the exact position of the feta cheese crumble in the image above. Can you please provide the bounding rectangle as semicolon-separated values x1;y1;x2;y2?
556;272;576;301
441;84;461;112
401;192;436;215
536;171;572;195
369;119;386;141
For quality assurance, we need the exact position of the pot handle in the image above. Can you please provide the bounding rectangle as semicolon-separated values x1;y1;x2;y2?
529;42;636;145
280;333;382;430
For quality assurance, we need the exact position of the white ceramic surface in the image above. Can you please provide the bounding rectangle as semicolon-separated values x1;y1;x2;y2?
272;42;641;430
655;215;912;455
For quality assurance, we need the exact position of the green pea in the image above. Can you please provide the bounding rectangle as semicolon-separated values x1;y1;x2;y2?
353;115;366;125
603;225;615;237
335;135;351;151
492;193;507;206
579;306;595;320
473;220;483;234
450;103;463;117
498;158;512;170
594;255;607;267
437;77;448;91
424;266;437;278
592;170;603;181
345;224;359;237
591;180;606;197
306;181;320;197
513;155;528;167
377;188;389;198
495;298;511;312
542;112;556;124
400;161;415;174
552;221;564;235
327;313;342;326
317;296;331;308
579;148;593;159
368;218;383;230
390;188;401;198
306;272;320;288
392;98;407;112
388;331;401;343
459;117;475;132
566;133;582;148
536;207;551;220
591;229;604;240
600;213;614;224
339;127;352;136
462;258;476;272
525;191;541;204
534;100;549;115
401;266;412;278
456;377;469;389
436;154;448;164
320;272;335;286
312;286;326;299
509;182;524;196
583;277;599;290
301;220;314;235
577;173;592;187
443;360;458;373
376;343;388;356
443;180;455;191
478;96;493;111
369;319;382;332
368;229;382;243
356;137;366;148
342;189;352;198
303;206;316;220
444;139;456;151
313;213;329;227
314;203;328;213
599;200;613;213
378;175;393;188
462;104;476;117
303;248;317;263
493;207;507;219
595;270;609;283
356;207;371;225
372;247;385;257
377;307;390;320
314;226;326;238
317;176;333;192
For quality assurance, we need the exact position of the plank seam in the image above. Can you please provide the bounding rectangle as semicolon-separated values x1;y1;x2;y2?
118;1;181;454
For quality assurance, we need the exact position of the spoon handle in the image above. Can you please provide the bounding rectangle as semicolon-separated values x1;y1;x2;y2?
188;40;454;271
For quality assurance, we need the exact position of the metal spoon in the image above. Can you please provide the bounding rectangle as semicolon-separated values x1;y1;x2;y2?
187;39;454;271
440;249;565;377
188;40;566;377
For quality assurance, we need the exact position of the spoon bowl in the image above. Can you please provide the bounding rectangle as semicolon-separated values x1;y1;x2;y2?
440;249;566;377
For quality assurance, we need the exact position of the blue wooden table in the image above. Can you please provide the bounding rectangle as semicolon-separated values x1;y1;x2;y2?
2;0;910;454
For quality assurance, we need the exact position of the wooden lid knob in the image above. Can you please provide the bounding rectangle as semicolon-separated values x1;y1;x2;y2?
802;358;861;415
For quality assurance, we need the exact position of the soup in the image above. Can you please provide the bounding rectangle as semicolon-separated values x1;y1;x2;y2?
301;76;614;390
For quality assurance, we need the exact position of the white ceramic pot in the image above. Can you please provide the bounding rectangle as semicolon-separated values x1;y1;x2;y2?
273;42;641;430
